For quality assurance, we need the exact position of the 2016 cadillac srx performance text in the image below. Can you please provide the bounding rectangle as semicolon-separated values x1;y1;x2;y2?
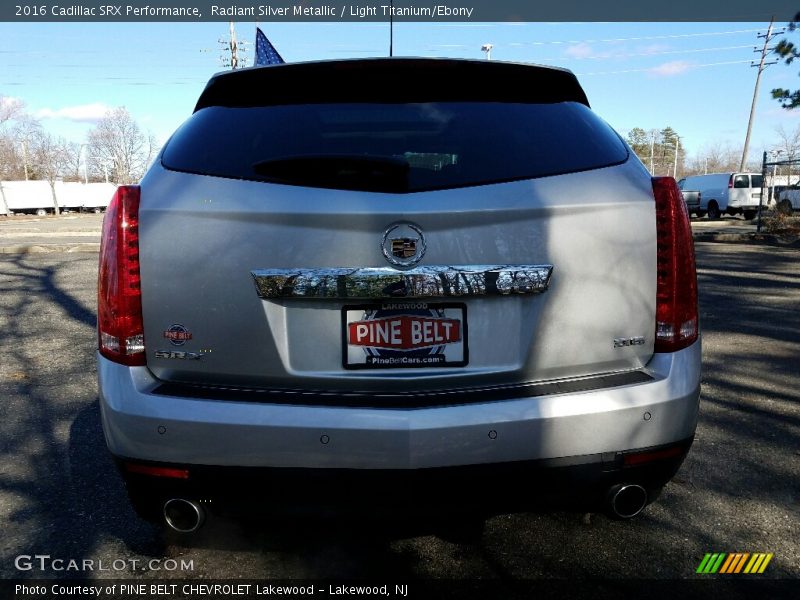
97;58;701;532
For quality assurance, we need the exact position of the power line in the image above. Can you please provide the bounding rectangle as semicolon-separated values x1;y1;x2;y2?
522;28;765;47
424;28;766;52
576;59;754;76
535;44;754;63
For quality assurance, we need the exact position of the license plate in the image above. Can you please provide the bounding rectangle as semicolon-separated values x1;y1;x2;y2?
342;302;468;369
752;192;762;198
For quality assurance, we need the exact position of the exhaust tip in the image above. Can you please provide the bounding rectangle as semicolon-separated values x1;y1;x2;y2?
607;484;648;519
163;498;205;533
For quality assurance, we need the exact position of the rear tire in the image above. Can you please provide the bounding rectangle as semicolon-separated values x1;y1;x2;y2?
707;201;721;220
743;210;757;221
35;208;47;217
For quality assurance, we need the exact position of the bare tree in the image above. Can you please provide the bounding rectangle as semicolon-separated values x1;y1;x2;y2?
31;132;71;215
0;95;24;125
1;97;24;180
0;131;15;181
686;143;742;176
87;107;159;184
12;115;44;181
0;97;31;214
772;124;800;185
61;141;85;182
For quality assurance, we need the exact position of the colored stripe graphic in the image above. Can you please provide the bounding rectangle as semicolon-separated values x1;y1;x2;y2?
733;553;750;573
711;553;726;573
744;554;759;573
699;552;773;574
698;553;728;574
758;554;773;573
719;554;736;574
743;553;774;574
696;554;713;574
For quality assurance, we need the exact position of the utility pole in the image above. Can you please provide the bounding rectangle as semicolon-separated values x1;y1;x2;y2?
740;18;783;172
219;21;248;69
673;137;680;178
21;140;29;181
649;133;656;175
79;143;88;184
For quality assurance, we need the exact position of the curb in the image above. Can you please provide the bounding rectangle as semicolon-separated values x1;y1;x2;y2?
0;243;100;254
692;232;800;248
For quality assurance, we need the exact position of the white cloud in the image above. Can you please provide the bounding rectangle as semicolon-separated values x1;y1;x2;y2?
564;42;594;59
640;44;671;55
35;103;112;124
764;107;800;119
648;61;692;77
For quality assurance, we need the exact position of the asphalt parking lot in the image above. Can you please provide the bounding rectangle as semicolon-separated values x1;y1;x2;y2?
0;218;797;592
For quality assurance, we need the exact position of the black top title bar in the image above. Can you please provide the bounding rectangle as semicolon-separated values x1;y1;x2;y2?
2;1;797;22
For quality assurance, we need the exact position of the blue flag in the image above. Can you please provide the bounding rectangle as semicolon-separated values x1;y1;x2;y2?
255;27;285;66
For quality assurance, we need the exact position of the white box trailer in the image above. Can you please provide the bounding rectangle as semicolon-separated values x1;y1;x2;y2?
56;182;117;212
0;180;116;216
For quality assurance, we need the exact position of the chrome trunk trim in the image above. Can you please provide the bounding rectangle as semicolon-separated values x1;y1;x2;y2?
252;265;553;300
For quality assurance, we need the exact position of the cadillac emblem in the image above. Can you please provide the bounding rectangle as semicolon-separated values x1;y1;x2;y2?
391;238;417;259
382;222;426;268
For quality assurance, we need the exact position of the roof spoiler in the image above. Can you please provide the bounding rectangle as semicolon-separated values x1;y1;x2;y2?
194;58;590;111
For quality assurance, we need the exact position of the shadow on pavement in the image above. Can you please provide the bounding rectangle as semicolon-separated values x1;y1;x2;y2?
0;245;798;580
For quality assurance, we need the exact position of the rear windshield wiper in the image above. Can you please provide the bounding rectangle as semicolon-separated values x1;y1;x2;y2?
252;155;410;192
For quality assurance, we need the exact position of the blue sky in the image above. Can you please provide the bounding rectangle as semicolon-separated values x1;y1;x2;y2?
2;21;800;163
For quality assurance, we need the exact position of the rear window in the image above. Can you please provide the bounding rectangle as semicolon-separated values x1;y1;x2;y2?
751;175;764;188
733;175;750;189
161;102;628;193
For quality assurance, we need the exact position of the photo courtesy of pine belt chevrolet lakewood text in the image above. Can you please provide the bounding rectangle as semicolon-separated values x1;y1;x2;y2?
97;58;701;533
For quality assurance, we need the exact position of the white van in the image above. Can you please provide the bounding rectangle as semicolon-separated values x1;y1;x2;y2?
678;173;764;220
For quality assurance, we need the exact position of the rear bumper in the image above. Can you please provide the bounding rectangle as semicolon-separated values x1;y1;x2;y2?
98;340;701;470
115;437;693;515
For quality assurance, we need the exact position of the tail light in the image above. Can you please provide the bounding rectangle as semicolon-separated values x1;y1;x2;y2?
728;175;734;189
98;185;145;366
652;177;698;352
124;462;189;480
623;443;688;466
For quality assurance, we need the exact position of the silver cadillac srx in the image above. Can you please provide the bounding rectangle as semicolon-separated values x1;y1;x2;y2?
97;58;701;532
